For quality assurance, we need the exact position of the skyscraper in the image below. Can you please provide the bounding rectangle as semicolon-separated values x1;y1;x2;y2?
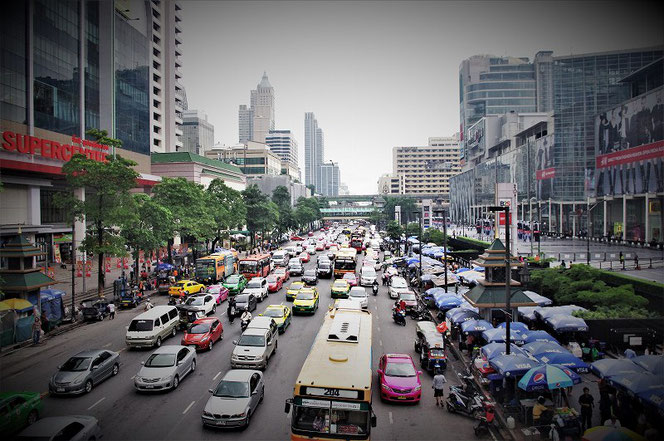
238;72;275;144
265;129;299;178
319;162;340;196
238;104;253;144
181;110;214;155
304;112;323;189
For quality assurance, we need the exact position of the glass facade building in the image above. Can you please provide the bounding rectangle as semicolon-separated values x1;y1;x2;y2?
0;2;28;125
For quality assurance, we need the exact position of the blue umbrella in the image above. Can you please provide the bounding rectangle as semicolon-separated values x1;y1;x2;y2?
157;263;174;271
536;305;587;320
518;306;542;322
523;291;553;306
461;319;494;334
435;295;464;311
523;330;559;344
456;268;471;273
497;321;530;333
545;314;589;332
523;341;567;356
608;372;664;395
637;388;664;412
481;342;527;360
632;355;664;375
490;354;540;377
421;274;435;282
591;359;645;378
482;328;527;345
425;287;448;296
518;364;581;392
535;352;590;373
448;308;481;324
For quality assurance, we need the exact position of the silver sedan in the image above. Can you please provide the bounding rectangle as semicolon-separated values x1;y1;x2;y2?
49;349;120;395
134;345;196;392
202;369;264;428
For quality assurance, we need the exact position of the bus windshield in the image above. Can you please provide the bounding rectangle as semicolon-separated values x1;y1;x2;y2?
239;261;258;273
334;259;356;271
292;405;369;437
195;261;216;277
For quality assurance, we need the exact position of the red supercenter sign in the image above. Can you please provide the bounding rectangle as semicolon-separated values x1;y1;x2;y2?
2;130;109;163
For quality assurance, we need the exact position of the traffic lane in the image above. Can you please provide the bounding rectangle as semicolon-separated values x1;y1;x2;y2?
368;260;479;441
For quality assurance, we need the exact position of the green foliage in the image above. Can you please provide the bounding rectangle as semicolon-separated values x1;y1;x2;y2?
317;196;330;208
293;196;322;230
456;236;491;248
574;305;656;319
242;185;279;243
272;186;296;238
86;128;123;150
386;221;403;241
207;179;246;231
596;271;664;300
424;229;446;246
381;196;417;225
405;222;420;237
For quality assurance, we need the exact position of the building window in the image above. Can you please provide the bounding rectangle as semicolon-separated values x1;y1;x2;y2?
40;188;68;224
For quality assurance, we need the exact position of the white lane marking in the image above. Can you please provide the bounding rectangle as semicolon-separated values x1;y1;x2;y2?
489;427;498;441
131;375;136;380
87;397;105;410
213;371;222;381
377;326;380;332
389;411;393;424
103;342;112;348
182;400;196;415
117;347;127;353
379;340;383;346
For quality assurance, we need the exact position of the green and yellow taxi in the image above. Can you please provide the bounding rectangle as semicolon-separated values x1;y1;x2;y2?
0;392;43;436
293;287;319;315
169;280;205;297
286;281;306;301
222;274;247;295
330;279;351;298
259;304;292;333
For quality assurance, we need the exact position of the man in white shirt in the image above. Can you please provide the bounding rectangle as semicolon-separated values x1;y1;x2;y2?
432;368;447;407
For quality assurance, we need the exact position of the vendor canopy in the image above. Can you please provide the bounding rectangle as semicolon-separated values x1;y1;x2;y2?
490;353;540;377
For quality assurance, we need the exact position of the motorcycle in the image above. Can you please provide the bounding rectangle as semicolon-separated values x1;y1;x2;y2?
392;308;406;326
473;403;495;437
447;374;484;418
240;317;251;332
410;303;433;321
371;282;379;296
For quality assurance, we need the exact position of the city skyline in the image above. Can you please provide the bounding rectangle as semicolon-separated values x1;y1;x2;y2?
181;0;662;194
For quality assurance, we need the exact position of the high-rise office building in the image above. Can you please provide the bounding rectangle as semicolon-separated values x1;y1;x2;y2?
149;0;185;153
238;104;253;144
265;129;298;167
319;162;340;196
238;73;275;144
181;110;214;155
304;112;325;190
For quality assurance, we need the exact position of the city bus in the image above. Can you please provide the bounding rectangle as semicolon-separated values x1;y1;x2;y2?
195;250;236;284
285;301;376;440
238;253;271;280
333;248;357;278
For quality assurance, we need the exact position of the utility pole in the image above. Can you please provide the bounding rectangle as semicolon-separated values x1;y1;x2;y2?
443;209;448;289
71;219;76;322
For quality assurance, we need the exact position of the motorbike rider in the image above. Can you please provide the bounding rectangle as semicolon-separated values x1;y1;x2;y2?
372;280;379;295
227;296;236;324
144;299;154;311
240;309;252;324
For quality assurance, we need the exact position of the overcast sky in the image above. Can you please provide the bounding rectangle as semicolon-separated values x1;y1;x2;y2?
181;0;663;195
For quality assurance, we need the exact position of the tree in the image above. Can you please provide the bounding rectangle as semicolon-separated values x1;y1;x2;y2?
272;186;295;240
306;184;316;195
58;153;139;297
152;177;216;263
423;229;446;246
206;179;246;251
386;221;403;241
242;185;279;247
382;196;417;225
121;194;174;283
294;197;322;231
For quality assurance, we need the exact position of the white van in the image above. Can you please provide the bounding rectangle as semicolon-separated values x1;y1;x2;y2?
272;250;290;266
125;305;179;349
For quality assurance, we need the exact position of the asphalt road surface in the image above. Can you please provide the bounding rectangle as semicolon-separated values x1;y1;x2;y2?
2;240;489;441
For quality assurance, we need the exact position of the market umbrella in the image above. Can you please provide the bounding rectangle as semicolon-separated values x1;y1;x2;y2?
489;353;540;377
582;426;646;441
0;298;35;313
523;330;559;344
523;341;568;356
518;306;542;322
591;359;645;379
435;295;464;311
497;321;530;333
518;364;581;392
461;319;494;334
536;305;587;320
447;308;481;324
421;274;435;282
482;328;527;345
455;267;471;273
523;290;553;306
535;352;590;373
156;263;174;271
545;314;589;332
481;342;527;360
608;372;664;395
632;355;664;374
637;388;664;412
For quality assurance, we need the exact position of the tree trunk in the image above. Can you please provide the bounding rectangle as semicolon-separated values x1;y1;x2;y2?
167;238;173;264
210;236;220;253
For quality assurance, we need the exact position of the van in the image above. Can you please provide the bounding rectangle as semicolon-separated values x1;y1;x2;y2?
272;250;290;267
283;246;297;258
230;328;277;370
246;316;279;343
125;305;179;348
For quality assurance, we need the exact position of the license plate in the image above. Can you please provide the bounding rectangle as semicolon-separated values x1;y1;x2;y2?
144;385;154;389
397;396;406;400
56;388;64;392
217;421;226;426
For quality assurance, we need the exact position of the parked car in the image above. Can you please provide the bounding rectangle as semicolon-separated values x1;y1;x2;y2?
288;260;304;277
377;354;422;403
202;369;265;429
349;287;369;309
81;299;110;321
234;294;258;314
302;269;318;286
242;277;268;302
266;274;282;292
181;317;223;351
206;284;229;304
0;392;42;436
49;350;120;395
134;345;196;392
184;294;217;315
15;415;102;441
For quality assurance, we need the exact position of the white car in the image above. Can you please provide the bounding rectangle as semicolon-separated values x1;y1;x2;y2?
242;277;268;302
305;245;316;255
134;345;197;392
389;276;409;299
184;294;217;316
294;245;304;254
360;266;377;286
16;416;103;441
349;287;369;309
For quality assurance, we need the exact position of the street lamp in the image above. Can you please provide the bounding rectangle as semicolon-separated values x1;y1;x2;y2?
488;204;512;355
412;210;423;291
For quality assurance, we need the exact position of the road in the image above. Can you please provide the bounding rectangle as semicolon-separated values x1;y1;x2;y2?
1;241;487;441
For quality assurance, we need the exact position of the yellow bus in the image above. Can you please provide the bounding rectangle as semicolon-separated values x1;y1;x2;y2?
285;301;376;440
195;250;236;284
333;248;357;278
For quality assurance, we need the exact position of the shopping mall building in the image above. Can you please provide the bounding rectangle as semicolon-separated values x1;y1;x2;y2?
450;49;663;246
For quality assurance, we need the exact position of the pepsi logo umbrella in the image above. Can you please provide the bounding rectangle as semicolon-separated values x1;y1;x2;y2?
518;364;581;392
481;342;528;360
490;353;540;377
482;328;527;345
632;355;664;375
582;426;647;441
608;372;664;396
523;330;559;344
535;352;590;373
591;358;646;378
497;321;530;333
522;341;567;356
461;319;494;334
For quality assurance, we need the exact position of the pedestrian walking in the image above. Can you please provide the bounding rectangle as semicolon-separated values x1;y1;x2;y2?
619;251;625;269
432;368;447;406
560;260;566;269
634;254;639;270
139;280;145;297
32;312;41;345
107;302;116;320
579;387;595;432
228;297;236;324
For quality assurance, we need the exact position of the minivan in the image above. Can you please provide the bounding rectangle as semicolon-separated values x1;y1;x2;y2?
272;250;290;267
230;328;277;370
125;305;179;349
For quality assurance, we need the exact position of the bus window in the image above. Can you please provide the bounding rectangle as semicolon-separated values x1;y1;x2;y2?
239;260;257;274
293;407;330;434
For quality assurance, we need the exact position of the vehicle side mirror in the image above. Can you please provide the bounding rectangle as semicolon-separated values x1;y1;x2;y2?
371;414;377;427
140;361;145;365
208;388;214;393
233;340;238;345
284;399;292;414
251;390;258;396
91;365;99;370
57;365;62;370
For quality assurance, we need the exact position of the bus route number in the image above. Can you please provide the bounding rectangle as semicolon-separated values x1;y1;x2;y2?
324;388;340;397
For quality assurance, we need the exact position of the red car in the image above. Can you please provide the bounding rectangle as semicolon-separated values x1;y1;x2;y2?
181;317;223;351
205;284;229;304
290;235;304;241
274;267;290;283
266;274;283;292
307;232;314;237
342;272;358;287
299;252;310;263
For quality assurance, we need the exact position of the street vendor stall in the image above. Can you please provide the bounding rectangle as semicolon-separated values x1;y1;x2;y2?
591;358;645;378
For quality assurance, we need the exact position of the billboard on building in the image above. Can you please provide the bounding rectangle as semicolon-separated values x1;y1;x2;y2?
534;134;555;200
594;87;664;196
421;200;432;229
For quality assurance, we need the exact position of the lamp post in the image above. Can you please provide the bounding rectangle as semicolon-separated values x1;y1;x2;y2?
489;204;511;355
441;209;449;289
412;210;423;291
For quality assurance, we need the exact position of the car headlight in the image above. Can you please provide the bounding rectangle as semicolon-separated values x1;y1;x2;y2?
414;385;422;391
135;376;143;381
382;384;392;392
230;412;246;418
201;335;209;341
203;411;214;417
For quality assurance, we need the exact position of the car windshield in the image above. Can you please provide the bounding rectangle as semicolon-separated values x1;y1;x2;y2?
290;262;302;268
343;274;356;280
296;291;315;300
128;319;154;332
188;323;210;334
247;279;262;288
214;380;250;398
237;334;265;347
350;290;366;298
144;353;176;367
207;286;220;294
400;293;416;301
186;297;204;306
304;270;316;277
226;275;240;283
333;282;347;289
61;356;92;372
235;294;250;303
263;308;283;318
267;275;278;283
385;361;417;377
392;278;407;288
363;268;376;275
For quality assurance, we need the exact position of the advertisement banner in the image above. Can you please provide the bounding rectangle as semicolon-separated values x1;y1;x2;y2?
105;257;111;273
535;134;555;200
595;140;664;169
85;260;92;277
536;167;556;180
76;260;83;277
53;244;62;264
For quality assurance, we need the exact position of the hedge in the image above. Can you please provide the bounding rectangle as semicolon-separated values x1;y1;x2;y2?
597;270;664;300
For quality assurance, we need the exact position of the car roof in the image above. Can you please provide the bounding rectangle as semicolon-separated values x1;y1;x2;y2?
265;304;285;310
18;415;97;436
291;281;305;286
300;287;316;292
0;391;39;402
385;353;414;363
241;328;267;336
72;349;109;357
151;345;187;355
222;369;261;382
193;317;218;324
